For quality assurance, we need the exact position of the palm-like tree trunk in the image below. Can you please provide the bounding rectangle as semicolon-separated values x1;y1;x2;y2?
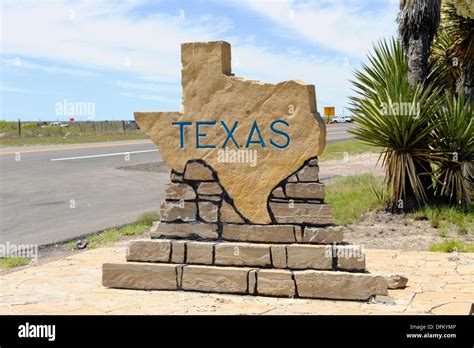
397;0;441;209
398;0;441;86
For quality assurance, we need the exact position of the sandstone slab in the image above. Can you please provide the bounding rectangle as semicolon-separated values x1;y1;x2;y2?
198;201;218;223
181;265;250;294
126;240;171;262
285;183;324;200
197;182;222;195
186;241;214;265
303;226;344;244
214;242;271;267
151;222;218;240
257;269;295;297
294;270;388;300
286;245;332;270
165;183;195;200
160;201;196;222
183;161;214;181
135;41;326;224
222;224;299;243
220;200;244;223
102;263;178;290
296;164;319;182
269;202;332;225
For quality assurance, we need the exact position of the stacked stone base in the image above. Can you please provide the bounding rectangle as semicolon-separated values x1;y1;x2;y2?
102;158;389;301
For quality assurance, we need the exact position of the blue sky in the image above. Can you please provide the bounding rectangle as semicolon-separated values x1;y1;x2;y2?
0;0;399;121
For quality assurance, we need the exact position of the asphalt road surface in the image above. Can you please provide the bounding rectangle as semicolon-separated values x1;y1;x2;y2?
0;123;354;246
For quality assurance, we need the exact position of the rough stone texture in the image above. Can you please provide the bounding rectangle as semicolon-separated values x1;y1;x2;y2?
222;224;299;243
257;269;295;297
198;201;218;223
183;161;214;181
335;245;366;271
220;200;244;223
126;240;171;262
286;245;332;270
151;222;218;240
135;41;326;224
385;274;409;289
186;242;214;265
197;182;222;195
294;270;388;300
271;186;285;198
171;240;186;263
270;245;287;268
170;171;184;183
214;243;271;267
102;263;177;290
285;183;324;200
270;202;332;225
303;226;344;244
160;201;197;222
6;247;470;314
181;265;250;294
308;158;318;166
287;174;298;183
248;269;257;294
296;165;319;182
165;183;196;200
199;195;221;202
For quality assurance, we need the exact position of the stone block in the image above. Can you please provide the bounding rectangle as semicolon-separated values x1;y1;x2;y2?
269;202;332;225
170;170;184;183
151;222;218;240
257;269;295;297
296;165;319;182
294;270;388;300
335;245;366;271
286;245;332;270
248;269;257;294
102;263;178;290
171;240;186;263
197;182;222;195
183;161;214;181
165;183;196;200
270;245;287;268
126;240;171;262
271;186;286;198
222;224;299;243
160;201;196;222
308;158;318;166
220;200;244;223
214;242;271;267
303;226;344;244
198;201;218;223
186;241;214;265
285;182;324;200
181;265;250;294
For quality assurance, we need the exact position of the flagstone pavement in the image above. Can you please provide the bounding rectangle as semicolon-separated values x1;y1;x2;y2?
1;241;473;315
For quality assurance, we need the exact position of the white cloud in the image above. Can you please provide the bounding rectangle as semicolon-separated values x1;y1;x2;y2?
1;0;232;82
238;0;398;58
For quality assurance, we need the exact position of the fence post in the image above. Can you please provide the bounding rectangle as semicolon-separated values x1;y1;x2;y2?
122;120;126;133
18;118;21;137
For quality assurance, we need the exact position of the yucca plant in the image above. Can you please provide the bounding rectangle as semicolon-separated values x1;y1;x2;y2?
430;92;473;210
350;39;442;212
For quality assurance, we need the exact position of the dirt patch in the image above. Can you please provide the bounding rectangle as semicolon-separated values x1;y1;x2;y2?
319;153;383;182
344;210;472;251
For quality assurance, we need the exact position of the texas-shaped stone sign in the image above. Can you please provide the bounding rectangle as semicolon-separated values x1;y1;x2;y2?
135;41;326;224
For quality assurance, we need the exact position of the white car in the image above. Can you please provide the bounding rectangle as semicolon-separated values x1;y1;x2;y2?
49;122;69;127
331;116;353;123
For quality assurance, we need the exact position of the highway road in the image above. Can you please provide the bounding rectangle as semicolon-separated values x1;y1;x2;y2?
0;123;354;246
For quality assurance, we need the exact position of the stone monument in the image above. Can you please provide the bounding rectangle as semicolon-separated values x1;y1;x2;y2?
102;41;389;300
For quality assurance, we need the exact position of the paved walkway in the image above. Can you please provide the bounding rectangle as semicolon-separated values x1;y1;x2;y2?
1;242;473;315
